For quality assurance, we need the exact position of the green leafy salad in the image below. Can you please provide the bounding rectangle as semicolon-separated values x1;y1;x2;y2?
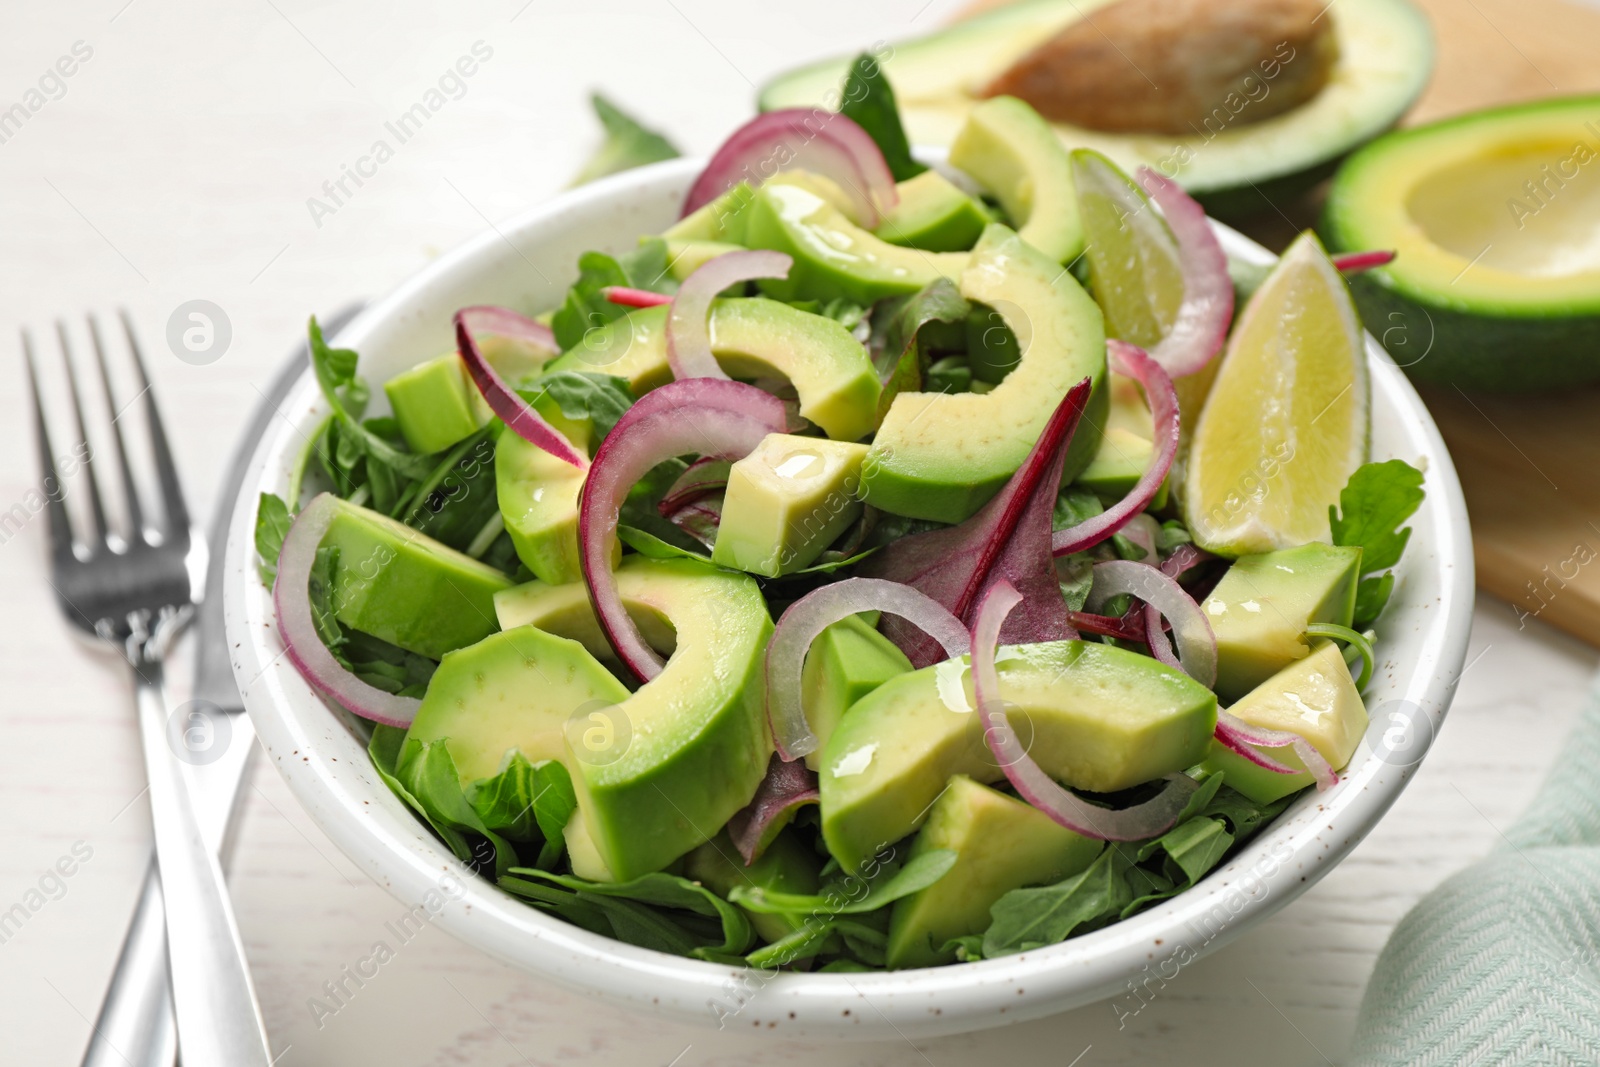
258;57;1425;972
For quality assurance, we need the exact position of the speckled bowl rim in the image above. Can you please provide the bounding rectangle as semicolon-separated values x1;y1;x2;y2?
224;156;1474;1040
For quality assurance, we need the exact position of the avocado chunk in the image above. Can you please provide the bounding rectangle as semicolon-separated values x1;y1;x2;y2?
665;238;748;282
885;776;1101;968
1199;640;1369;803
545;299;880;442
1204;543;1363;702
1077;371;1158;498
741;179;970;305
711;433;869;577
496;400;595;585
490;557;774;879
664;182;756;244
875;170;992;253
948;96;1082;262
757;0;1434;219
1322;94;1600;390
320;497;512;659
799;613;913;771
862;223;1107;522
819;640;1216;872
383;353;491;455
684;828;823;943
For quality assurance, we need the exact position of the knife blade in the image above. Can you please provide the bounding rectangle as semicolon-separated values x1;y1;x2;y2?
80;304;364;1067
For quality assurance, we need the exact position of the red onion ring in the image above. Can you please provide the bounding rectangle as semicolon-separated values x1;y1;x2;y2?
666;251;792;381
1331;250;1396;275
1052;342;1178;558
725;755;819;864
455;307;586;469
578;378;786;682
603;286;672;308
766;578;970;761
272;494;421;728
1135;168;1234;379
972;582;1197;841
1214;709;1338;790
681;109;898;226
1085;559;1216;687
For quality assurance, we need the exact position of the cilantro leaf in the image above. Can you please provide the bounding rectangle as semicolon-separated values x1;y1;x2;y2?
254;492;291;587
1329;459;1425;627
570;94;681;187
838;52;924;182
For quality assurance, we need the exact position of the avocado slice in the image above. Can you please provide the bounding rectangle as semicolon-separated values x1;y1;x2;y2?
320;497;512;659
757;0;1433;218
711;433;869;577
684;828;823;943
948;95;1082;263
874;170;992;253
544;299;880;442
1076;371;1158;497
664;182;756;244
818;640;1216;872
665;238;747;282
1203;543;1362;702
481;556;773;880
799;613;913;771
1199;640;1369;804
1322;94;1600;390
862;223;1107;522
885;776;1101;969
383;353;491;455
495;399;597;585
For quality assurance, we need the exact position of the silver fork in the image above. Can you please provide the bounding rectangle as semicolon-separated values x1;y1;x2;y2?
26;313;274;1067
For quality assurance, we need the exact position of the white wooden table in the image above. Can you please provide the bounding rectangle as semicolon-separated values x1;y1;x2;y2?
2;2;1594;1063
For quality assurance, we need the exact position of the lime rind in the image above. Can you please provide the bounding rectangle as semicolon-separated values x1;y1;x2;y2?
1070;149;1182;348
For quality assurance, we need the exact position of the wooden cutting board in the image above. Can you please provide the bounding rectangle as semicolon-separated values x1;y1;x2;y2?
958;0;1600;644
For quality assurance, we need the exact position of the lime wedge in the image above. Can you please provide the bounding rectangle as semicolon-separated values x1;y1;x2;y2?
1183;232;1369;557
1071;149;1182;348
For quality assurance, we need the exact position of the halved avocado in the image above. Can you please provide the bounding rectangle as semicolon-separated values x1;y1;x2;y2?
1321;95;1600;390
757;0;1433;216
861;223;1107;522
483;556;774;880
544;298;880;441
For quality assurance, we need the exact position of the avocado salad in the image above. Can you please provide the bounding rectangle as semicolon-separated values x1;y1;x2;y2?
258;56;1427;972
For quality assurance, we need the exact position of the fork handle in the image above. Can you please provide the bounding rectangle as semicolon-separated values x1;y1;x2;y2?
132;661;273;1067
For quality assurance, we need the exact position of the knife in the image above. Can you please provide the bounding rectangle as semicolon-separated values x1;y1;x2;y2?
80;304;364;1067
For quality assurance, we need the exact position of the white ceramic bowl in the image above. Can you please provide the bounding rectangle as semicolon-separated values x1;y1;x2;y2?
224;157;1474;1040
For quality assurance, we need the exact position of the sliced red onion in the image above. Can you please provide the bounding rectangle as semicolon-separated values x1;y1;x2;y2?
1160;543;1212;579
665;497;722;549
578;378;786;682
666;251;792;381
1214;709;1338;790
658;457;731;516
603;285;671;308
726;755;820;864
1331;250;1396;275
766;578;970;761
1052;342;1178;557
1085;559;1216;687
273;494;421;728
972;582;1196;841
455;307;585;469
681;109;898;226
1135;168;1233;379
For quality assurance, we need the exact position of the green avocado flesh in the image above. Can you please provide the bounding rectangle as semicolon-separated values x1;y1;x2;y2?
1199;640;1368;803
886;776;1101;969
949;95;1083;263
483;556;774;880
1203;543;1362;702
712;433;869;577
757;0;1434;212
875;170;992;253
799;613;914;771
1322;94;1600;390
496;402;593;585
862;224;1107;522
818;640;1217;872
685;829;823;943
383;353;489;455
320;497;511;659
1077;371;1158;498
545;298;880;442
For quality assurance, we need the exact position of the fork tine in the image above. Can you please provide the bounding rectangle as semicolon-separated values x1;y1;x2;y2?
56;321;109;548
119;310;190;539
87;315;146;541
22;332;78;562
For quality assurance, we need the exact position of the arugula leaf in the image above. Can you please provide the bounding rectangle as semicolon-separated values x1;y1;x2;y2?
869;279;971;420
838;52;924;182
502;868;754;957
617;524;711;562
255;492;291;586
308;317;437;485
395;738;518;878
982;845;1130;957
391;429;502;554
467;753;577;869
550;239;675;352
1329;459;1426;627
728;849;957;917
341;629;436;697
570;93;681;187
522;371;634;442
